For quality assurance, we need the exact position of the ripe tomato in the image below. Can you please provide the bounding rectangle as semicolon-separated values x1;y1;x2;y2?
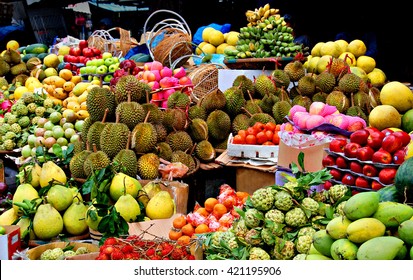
237;129;247;139
245;134;257;145
256;131;267;144
232;134;245;144
247;126;258;136
265;122;277;131
264;129;274;141
262;141;275;145
272;131;280;145
253;121;265;132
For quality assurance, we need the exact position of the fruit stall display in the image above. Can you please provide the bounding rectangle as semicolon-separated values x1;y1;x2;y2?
0;2;413;261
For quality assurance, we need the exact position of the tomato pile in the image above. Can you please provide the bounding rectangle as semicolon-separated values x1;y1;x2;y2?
96;236;196;260
232;121;282;145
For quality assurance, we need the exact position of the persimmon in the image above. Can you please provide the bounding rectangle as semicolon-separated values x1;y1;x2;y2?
204;197;218;212
275;124;282;131
236;191;249;202
177;235;191;245
195;223;210;234
265;121;277;131
232;134;245;144
168;228;183;240
245;134;257;145
246;126;258;135
256;131;267;144
237;129;247;138
272;132;280;145
283;122;294;131
181;223;195;237
264;129;274;141
172;215;187;229
253;121;265;132
195;207;210;217
262;141;275;145
212;203;227;219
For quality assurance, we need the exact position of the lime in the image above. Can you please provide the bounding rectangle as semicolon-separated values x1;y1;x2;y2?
0;225;6;235
402;109;413;133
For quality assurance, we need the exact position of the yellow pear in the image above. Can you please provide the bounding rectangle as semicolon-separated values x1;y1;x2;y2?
85;204;105;231
114;194;141;222
145;191;174;220
62;199;88;235
12;183;40;216
46;184;73;212
39;161;67;187
33;203;64;240
16;216;36;240
19;163;42;188
69;186;83;202
109;172;142;202
142;181;162;199
0;208;18;225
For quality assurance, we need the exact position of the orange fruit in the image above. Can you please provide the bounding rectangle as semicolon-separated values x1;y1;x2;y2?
236;191;250;203
172;215;187;229
195;207;210;217
212;203;227;219
204;197;218;212
168;228;183;240
181;223;195;237
177;235;191;245
195;223;210;234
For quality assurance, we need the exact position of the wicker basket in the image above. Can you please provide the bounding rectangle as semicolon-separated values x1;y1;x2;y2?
88;27;139;57
187;63;227;103
143;9;192;68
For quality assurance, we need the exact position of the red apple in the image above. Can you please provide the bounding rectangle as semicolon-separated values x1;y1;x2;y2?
355;176;370;188
335;156;348;169
365;126;380;134
381;134;403;154
392;131;411;147
356;146;375;161
350;129;370;146
378;167;398;185
322;155;336;167
329;169;342;181
347;121;365;132
381;128;394;136
367;131;385;150
90;47;101;56
362;164;378;177
371;180;384;191
329;138;348;153
82;47;94;57
78;39;88;50
69;47;81;56
372;149;392;164
392;148;406;164
344;142;361;158
323;180;332;190
341;173;356;186
349;161;363;173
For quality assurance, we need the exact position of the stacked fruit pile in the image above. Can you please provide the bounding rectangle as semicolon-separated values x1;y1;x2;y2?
323;127;411;191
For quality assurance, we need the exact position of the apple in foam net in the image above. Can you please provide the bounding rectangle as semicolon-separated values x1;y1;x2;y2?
372;149;392;164
335;156;348;169
381;134;403;154
288;105;307;120
329;138;348;153
378;168;398;185
309;101;325;115
355;176;370;188
392;149;406;164
328;114;349;130
344;142;361;158
350;129;370;146
349;161;363;174
356;146;375;161
305;114;326;130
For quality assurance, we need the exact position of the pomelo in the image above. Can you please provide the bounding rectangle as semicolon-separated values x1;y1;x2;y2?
369;104;401;131
347;39;367;58
380;81;413;113
356;55;376;74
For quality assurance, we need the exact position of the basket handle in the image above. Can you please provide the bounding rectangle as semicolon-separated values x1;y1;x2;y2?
143;9;191;37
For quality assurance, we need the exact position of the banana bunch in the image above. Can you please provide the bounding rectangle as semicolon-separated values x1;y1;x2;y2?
245;3;281;28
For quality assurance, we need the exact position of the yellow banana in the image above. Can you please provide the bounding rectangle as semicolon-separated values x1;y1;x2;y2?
263;3;270;12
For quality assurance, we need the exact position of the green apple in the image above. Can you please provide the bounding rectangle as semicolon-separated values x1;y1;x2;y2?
86;65;97;74
64;127;76;139
21;144;32;158
108;63;119;73
103;74;113;83
0;225;6;235
79;66;88;75
113;56;119;63
102;52;112;60
74;120;84;132
44;121;55;131
86;60;95;67
96;65;108;75
94;58;105;67
52;126;65;139
70;134;80;143
104;57;115;67
63;122;74;130
56;137;68;147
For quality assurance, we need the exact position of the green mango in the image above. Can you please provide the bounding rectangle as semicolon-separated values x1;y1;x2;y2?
357;236;404;260
312;229;335;257
343;191;380;221
372;201;413;227
346;217;386;243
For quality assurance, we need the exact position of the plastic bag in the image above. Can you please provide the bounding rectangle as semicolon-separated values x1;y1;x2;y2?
192;23;231;45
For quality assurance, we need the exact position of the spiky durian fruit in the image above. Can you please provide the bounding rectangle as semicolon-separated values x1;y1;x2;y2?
231;113;250;135
272;100;292;124
112;132;137;178
326;90;350;113
162;108;187;132
86;109;109;151
188;118;209;142
283;60;305;82
328;57;350;78
292;95;312;111
243;99;262;115
248;113;275;126
259;93;279;114
346;106;368;123
352;91;370;112
86;86;116;122
167;91;191;109
69;150;92;179
338;72;362;95
223;86;246;117
199;89;226;113
115;93;145;131
232;74;255;99
254;74;276;97
188;104;207;120
170;150;196;173
195;140;216;163
271;69;290;88
206;109;231;141
141;103;163;123
297;75;316;97
114;74;151;104
153;122;168;142
166;130;193;152
100;114;130;160
312;92;328;103
154;141;173;161
315;71;336;93
132;120;158;154
83;145;111;177
137;153;160;180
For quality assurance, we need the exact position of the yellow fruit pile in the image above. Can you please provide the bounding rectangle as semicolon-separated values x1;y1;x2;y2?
196;27;239;55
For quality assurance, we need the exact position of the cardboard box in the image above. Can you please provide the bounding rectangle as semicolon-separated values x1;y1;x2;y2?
277;139;329;173
227;134;279;159
236;167;275;194
0;225;21;260
128;213;180;239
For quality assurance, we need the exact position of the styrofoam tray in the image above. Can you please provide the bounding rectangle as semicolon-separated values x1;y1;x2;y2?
227;134;279;159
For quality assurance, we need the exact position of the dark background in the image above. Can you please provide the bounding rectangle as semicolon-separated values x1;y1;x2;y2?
1;0;412;83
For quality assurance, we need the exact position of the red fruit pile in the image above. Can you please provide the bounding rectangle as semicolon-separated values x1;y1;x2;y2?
323;127;411;190
96;236;196;260
232;121;281;145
